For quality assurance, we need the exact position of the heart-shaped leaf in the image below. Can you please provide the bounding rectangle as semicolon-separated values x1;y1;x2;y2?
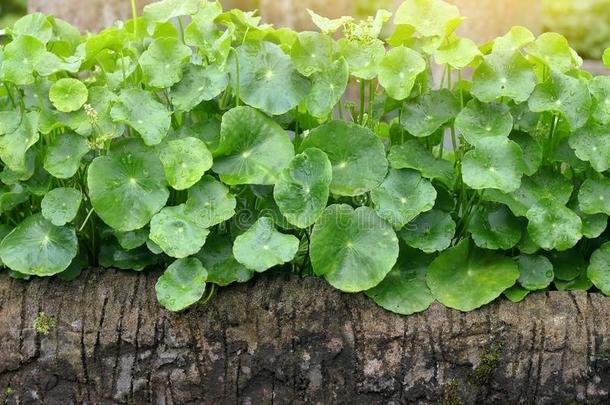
43;133;90;179
11;13;53;43
1;35;46;85
159;137;213;190
155;257;208;312
185;176;237;228
41;188;82;226
150;204;210;259
455;99;513;146
378;46;426;100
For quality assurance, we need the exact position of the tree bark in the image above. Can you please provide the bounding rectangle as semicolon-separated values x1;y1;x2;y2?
0;269;609;404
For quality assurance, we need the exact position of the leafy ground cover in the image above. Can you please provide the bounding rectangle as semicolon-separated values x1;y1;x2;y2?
1;0;610;314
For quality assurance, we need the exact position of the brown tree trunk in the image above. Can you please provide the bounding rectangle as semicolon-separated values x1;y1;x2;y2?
0;268;609;404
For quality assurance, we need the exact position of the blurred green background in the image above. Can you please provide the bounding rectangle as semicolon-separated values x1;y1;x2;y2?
0;0;26;30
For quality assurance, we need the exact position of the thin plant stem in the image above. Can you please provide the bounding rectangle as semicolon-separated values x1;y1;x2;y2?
359;80;366;124
130;0;138;39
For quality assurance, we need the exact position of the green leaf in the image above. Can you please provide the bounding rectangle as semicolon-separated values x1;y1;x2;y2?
339;38;386;80
400;89;460;138
604;48;610;67
526;201;582;251
307;9;352;34
111;88;171;146
503;285;530;303
492;26;535;54
400;209;455;253
471;52;537;103
87;145;169;232
213;106;295;185
44;133;90;179
49;78;89;113
139;38;192;88
143;0;200;24
273;148;332;229
578;178;610;215
11;13;53;43
365;247;434;315
589;76;610;125
290;31;336;76
388;140;456;188
300;121;387;196
528;70;591;131
170;63;228;111
427;239;519;311
462;137;525;193
468;204;521;250
196;234;253;286
35;53;82;77
518;254;554;290
159;137;213;190
115;228;149;250
231;42;311;115
394;0;461;38
434;36;480;69
155;257;208;312
510;132;542;176
185;175;237;228
1;35;46;85
569;120;610;172
99;241;158;271
371;169;437;229
526;32;581;73
310;205;399;292
378;46;426;100
587;242;610;295
0;111;39;173
0;214;77;276
303;57;349;118
455;99;513;146
41;188;82;226
150;205;210;259
548;249;587;281
233;217;299;272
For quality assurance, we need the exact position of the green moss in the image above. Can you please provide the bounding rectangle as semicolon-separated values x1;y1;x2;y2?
443;379;464;405
34;312;56;335
471;343;503;386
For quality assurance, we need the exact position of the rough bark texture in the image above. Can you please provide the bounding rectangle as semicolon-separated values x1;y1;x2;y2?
0;269;610;404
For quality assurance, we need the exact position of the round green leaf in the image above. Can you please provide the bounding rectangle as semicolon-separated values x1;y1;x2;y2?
504;285;530;303
526;32;581;73
388;140;456;188
1;35;46;85
569;121;610;172
526;201;582;251
310;205;399;292
434;36;480;69
115;228;149;251
290;31;336;76
371;169;436;230
365;247;434;315
400;209;455;253
155;257;208;312
339;38;385;80
471;52;537;103
300;121;388;196
589;76;610;125
185;175;237;228
273;148;332;228
49;78;88;113
110;88;171;146
426;239;519;312
378;46;426;100
11;13;53;43
0;111;39;173
170;62;228;111
87;146;169;232
468;204;521;250
455;99;513;146
400;89;460;138
41;188;82;226
150;205;210;259
159;137;213;190
303;57;349;118
462;137;526;193
233;217;299;272
196;234;253;286
518;254;554;290
144;0;200;24
231;41;311;115
548;249;587;281
528;70;591;131
44;133;90;179
0;214;77;276
510;131;542;176
579;178;610;215
213;106;295;185
588;242;610;295
394;0;461;38
140;38;192;88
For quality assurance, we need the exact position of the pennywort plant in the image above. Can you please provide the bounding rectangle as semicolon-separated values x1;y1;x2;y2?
1;0;610;314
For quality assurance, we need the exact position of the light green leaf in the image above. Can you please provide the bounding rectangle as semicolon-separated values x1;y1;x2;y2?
35;53;82;76
510;132;542;176
365;247;434;315
434;36;480;69
170;62;228;111
588;242;610;295
196;234;253;286
388;140;456;188
526;32;582;73
143;0;200;24
155;258;208;312
150;204;210;259
306;9;352;34
400;209;455;253
159;137;213;190
1;35;46;85
310;205;399;292
468;204;521;250
139;38;192;88
291;31;336;76
400;89;460;138
115;228;149;250
427;239;519;312
233;217;299;272
0;111;39;173
339;38;386;80
604;48;610;67
394;0;461;38
579;178;610;215
503;285;530;303
462;137;525;193
185;175;237;228
492;26;535;54
87;145;169;232
49;78;88;113
44;133;90;179
0;214;77;276
300;120;387;196
518;254;554;290
41;188;82;226
471;52;537;103
273;148;332;229
455;99;513;146
526;201;582;251
212;106;295;185
231;42;311;115
569;120;610;172
111;88;171;146
378;46;426;100
303;57;349;118
371;169;436;229
11;13;53;43
589;76;610;125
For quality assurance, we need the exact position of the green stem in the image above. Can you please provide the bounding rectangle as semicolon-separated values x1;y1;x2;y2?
359;80;366;125
337;97;344;120
368;80;375;122
177;16;186;45
230;48;241;107
130;0;138;39
3;82;16;108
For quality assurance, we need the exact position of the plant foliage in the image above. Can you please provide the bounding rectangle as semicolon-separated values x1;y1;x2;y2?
1;0;610;314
